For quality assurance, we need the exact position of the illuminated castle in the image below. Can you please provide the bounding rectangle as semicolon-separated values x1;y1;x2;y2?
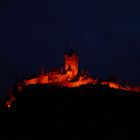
22;48;140;91
5;48;140;109
23;48;96;87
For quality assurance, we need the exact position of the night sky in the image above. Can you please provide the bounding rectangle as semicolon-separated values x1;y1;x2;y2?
0;0;140;97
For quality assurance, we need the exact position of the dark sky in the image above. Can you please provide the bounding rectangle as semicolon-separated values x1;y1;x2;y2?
0;0;140;97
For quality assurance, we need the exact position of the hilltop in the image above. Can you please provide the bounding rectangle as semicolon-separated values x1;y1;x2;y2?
4;83;139;112
2;48;140;112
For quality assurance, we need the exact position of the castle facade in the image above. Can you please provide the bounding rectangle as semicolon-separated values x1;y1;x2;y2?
23;48;95;87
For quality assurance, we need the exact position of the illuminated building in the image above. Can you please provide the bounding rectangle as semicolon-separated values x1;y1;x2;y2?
23;48;96;87
4;48;140;109
20;48;140;91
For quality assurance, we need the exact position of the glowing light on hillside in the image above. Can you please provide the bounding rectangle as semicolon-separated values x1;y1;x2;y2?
18;49;140;93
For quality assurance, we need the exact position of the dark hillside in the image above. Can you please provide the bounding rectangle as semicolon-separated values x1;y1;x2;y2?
3;84;139;126
0;84;140;140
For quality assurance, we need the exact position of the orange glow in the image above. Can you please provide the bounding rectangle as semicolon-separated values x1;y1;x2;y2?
5;48;140;111
62;76;97;88
64;53;78;77
5;101;11;108
124;86;140;93
38;75;48;84
21;49;140;93
24;78;38;85
101;82;120;89
24;49;80;86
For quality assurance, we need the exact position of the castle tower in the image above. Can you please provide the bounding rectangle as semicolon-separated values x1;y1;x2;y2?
64;48;79;78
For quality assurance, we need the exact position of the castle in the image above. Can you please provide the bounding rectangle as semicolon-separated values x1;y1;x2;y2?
5;48;140;109
22;48;140;91
23;48;96;87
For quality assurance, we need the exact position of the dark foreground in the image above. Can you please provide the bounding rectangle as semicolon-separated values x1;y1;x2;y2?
0;84;140;140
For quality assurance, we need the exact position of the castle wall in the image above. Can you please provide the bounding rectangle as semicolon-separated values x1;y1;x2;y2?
48;73;67;83
101;82;120;89
61;76;96;88
37;75;48;84
24;78;38;85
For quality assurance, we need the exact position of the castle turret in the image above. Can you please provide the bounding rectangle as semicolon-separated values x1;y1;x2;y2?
64;48;79;78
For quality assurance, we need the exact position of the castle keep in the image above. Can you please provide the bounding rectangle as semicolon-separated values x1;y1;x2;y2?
64;48;78;78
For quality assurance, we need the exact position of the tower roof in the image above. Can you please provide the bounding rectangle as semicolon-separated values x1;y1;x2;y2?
65;48;76;57
69;48;75;54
